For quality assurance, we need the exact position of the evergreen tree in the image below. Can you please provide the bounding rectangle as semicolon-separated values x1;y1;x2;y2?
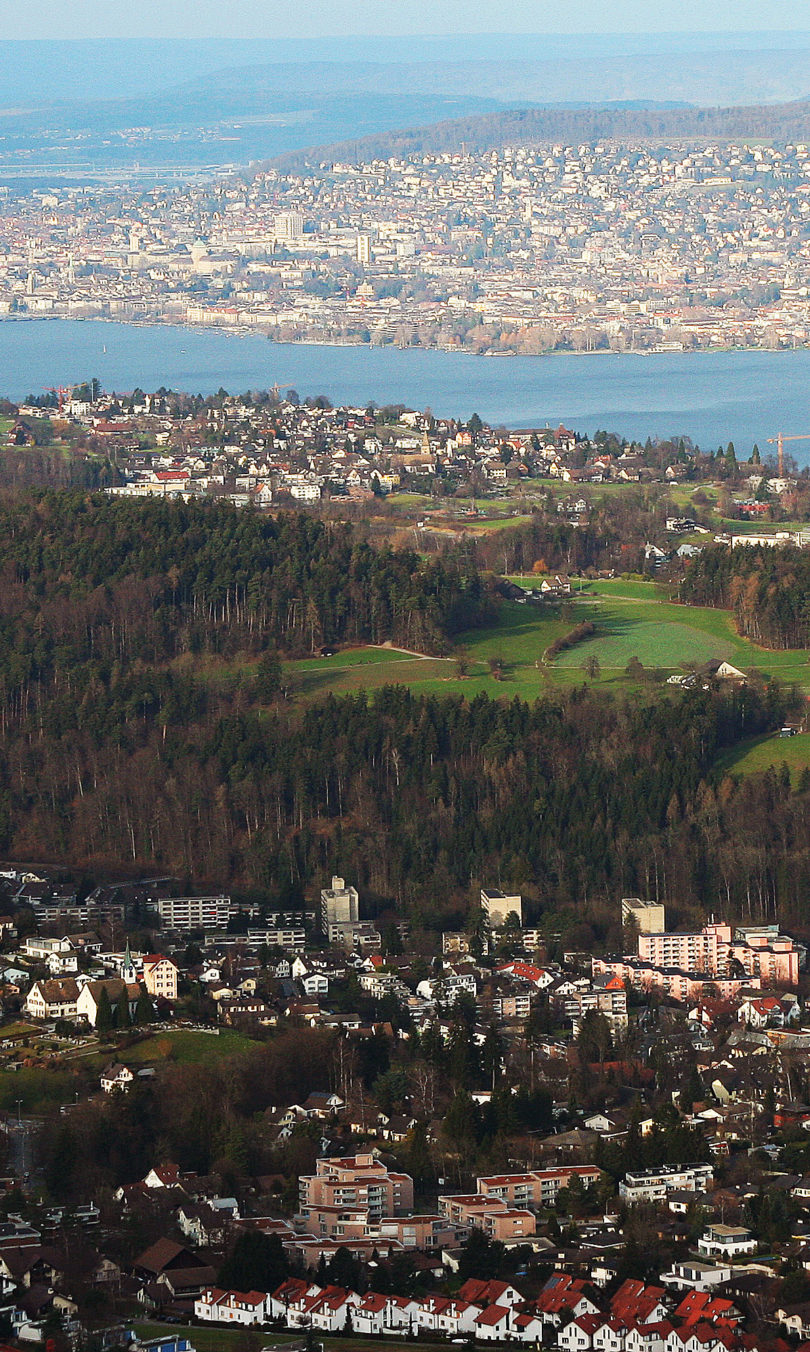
134;986;154;1024
45;1122;76;1200
95;986;113;1036
218;1231;288;1292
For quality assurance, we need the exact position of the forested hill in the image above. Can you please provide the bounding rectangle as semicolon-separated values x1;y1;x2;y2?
680;544;810;649
269;97;810;170
0;494;493;670
1;679;801;923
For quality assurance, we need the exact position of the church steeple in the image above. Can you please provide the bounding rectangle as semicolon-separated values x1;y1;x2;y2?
122;937;136;984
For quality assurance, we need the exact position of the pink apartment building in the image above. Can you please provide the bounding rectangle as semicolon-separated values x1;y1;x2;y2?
298;1153;414;1224
596;920;800;1002
637;922;799;986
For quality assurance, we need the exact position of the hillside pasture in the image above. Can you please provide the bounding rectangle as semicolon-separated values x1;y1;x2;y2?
278;581;810;701
716;731;810;785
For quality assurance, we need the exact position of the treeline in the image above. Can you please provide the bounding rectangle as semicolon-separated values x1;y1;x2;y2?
4;672;806;924
271;98;810;171
681;544;810;649
0;448;118;492
544;620;596;661
473;506;644;574
0;495;494;688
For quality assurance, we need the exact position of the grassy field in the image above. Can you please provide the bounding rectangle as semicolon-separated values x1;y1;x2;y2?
0;1064;85;1114
279;581;810;703
0;1029;260;1109
511;578;810;690
114;1029;257;1066
134;1324;454;1352
716;731;810;784
134;1324;298;1352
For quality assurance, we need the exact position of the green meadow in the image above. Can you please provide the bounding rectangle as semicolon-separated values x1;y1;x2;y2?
716;731;810;785
281;579;810;701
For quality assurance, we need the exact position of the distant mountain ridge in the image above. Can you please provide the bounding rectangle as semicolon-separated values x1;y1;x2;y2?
190;49;810;109
267;97;810;171
1;34;809;106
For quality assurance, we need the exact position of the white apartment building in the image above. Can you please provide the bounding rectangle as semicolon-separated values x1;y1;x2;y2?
621;898;666;933
620;1164;713;1204
320;876;359;936
152;895;232;930
481;888;523;928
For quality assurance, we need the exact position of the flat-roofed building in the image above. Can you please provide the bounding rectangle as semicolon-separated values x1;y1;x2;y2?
621;897;666;933
320;876;359;936
153;895;232;930
299;1152;413;1225
481;888;522;929
477;1166;602;1210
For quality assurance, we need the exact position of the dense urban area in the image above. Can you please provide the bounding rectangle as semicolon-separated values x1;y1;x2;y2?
10;139;810;352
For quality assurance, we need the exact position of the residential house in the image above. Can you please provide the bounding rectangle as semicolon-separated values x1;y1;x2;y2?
194;1287;267;1326
77;979;139;1027
100;1063;135;1093
25;978;81;1021
142;955;179;1002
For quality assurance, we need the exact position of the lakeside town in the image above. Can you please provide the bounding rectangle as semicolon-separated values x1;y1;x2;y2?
8;383;810;550
7;139;810;355
0;871;809;1351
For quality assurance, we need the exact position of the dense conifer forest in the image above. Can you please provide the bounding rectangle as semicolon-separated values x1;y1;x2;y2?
0;494;806;931
0;494;492;673
2;661;805;926
681;544;810;649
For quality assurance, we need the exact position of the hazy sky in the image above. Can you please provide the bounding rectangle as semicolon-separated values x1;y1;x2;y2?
4;0;810;39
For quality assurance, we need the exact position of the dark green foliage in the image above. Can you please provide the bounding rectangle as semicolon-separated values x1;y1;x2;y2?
94;987;113;1036
0;655;797;917
218;1230;289;1292
255;650;282;701
272;101;810;173
682;543;810;648
0;493;493;669
457;1227;506;1281
44;1122;77;1200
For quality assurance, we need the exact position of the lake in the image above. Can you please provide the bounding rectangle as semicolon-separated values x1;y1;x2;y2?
4;319;810;465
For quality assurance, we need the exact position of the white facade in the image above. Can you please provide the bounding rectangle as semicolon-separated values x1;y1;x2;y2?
153;895;232;929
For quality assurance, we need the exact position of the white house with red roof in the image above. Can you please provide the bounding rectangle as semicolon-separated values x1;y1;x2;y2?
143;1163;183;1189
625;1323;674;1352
416;1295;481;1336
611;1280;670;1326
458;1278;524;1308
594;1319;633;1352
352;1292;419;1336
473;1304;514;1341
674;1292;740;1329
284;1285;359;1333
559;1314;611;1352
496;961;556;989
533;1273;601;1329
268;1276;320;1321
665;1326;736;1352
194;1287;267;1325
513;1310;545;1342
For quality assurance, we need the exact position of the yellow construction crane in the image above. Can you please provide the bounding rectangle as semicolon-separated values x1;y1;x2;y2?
766;432;810;478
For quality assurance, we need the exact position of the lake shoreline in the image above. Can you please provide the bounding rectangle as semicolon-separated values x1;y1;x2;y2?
1;318;809;459
1;313;805;362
